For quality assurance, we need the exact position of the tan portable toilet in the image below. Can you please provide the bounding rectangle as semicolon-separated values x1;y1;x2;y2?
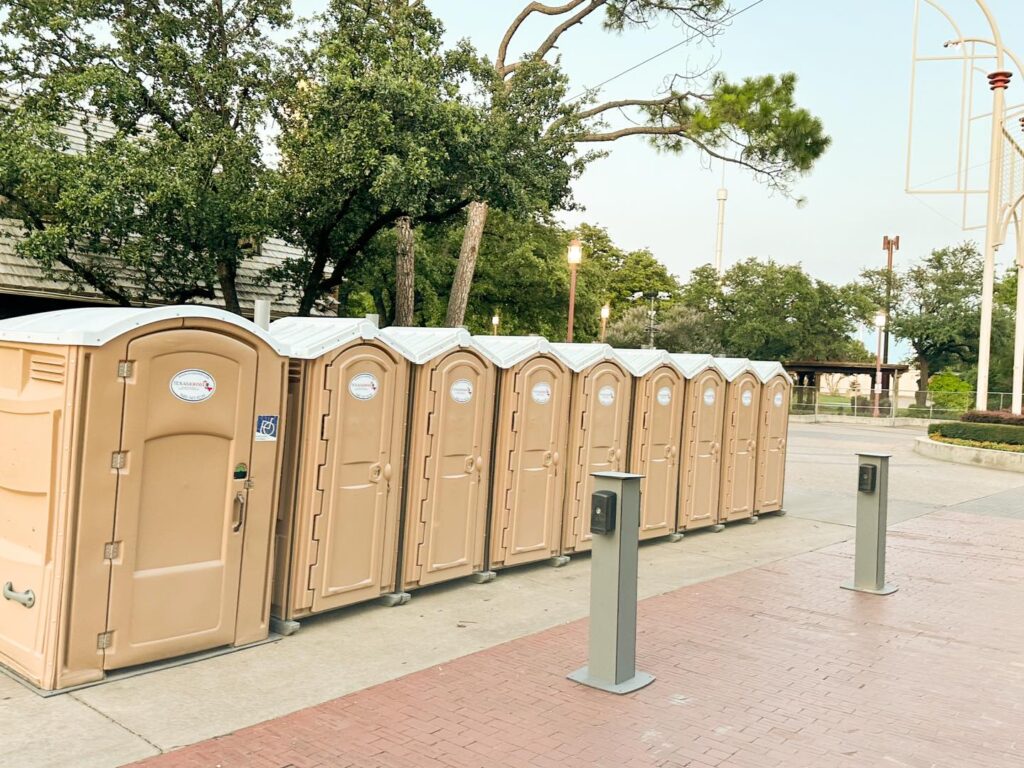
0;307;288;691
673;354;727;532
377;327;496;595
615;349;686;541
751;361;792;515
716;357;761;524
268;318;408;627
549;343;631;556
473;336;570;570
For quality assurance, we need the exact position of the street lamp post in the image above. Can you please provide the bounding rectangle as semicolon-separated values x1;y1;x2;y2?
566;238;583;342
491;313;500;335
600;304;610;343
873;311;887;417
881;236;899;394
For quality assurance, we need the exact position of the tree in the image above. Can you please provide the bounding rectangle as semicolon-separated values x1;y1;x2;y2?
682;259;870;361
271;0;581;316
0;0;288;312
442;0;831;326
606;303;723;352
859;243;984;404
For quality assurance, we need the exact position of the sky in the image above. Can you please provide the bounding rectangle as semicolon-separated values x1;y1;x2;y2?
292;0;1024;350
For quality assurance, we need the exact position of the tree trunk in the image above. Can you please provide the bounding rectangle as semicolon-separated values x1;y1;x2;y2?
394;216;416;326
444;201;489;327
915;355;930;407
217;257;242;315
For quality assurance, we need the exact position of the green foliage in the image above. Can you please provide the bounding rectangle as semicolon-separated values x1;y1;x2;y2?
928;420;1024;447
0;0;289;310
929;435;1024;453
928;371;972;411
606;303;724;353
679;258;870;361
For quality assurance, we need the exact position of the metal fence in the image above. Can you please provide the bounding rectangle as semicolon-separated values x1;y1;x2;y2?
790;386;1016;422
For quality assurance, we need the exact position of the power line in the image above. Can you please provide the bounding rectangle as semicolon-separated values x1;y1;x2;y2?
565;0;768;104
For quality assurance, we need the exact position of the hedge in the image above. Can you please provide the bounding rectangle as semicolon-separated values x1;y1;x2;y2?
928;420;1024;446
961;409;1024;427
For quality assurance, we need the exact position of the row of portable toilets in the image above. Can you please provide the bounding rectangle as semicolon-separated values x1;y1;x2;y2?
0;307;790;691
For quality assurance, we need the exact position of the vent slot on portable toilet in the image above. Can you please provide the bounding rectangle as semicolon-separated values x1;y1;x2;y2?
29;353;66;384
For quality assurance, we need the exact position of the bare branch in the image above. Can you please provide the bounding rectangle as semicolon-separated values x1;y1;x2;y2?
497;0;594;71
499;0;607;77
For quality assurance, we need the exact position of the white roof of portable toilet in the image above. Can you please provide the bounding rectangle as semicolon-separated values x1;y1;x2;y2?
611;348;675;377
750;361;789;383
377;326;475;365
715;357;754;382
270;317;380;360
670;353;717;379
0;306;290;355
472;335;553;369
548;342;613;373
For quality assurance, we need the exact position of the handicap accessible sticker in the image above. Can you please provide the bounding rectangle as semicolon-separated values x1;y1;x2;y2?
255;415;279;442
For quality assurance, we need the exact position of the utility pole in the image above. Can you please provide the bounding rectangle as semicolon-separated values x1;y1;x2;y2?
881;235;899;395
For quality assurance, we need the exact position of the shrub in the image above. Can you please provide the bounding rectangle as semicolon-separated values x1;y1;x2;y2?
961;410;1024;427
928;420;1024;446
928;372;972;412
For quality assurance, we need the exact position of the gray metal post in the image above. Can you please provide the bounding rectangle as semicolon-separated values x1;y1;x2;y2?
568;471;655;694
254;299;271;331
841;452;898;596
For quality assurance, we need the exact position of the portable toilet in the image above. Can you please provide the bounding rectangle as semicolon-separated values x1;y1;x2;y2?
673;354;726;532
377;327;496;594
751;361;792;515
549;343;631;555
473;336;570;570
716;357;761;524
0;307;288;691
615;348;685;541
268;318;408;626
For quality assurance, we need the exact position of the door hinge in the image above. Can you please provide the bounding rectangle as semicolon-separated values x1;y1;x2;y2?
117;361;135;378
96;631;113;650
111;452;127;470
103;542;121;560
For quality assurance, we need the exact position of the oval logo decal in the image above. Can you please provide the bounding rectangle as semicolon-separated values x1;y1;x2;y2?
598;385;616;407
657;387;672;406
531;381;552;405
349;373;380;401
703;387;716;406
742;390;753;407
774;392;784;408
170;369;216;403
451;379;474;404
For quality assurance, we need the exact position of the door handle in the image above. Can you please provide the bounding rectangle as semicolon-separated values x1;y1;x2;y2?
607;448;616;462
232;492;247;532
475;455;484;472
552;451;560;466
3;581;35;609
369;463;383;483
383;463;393;482
465;456;476;473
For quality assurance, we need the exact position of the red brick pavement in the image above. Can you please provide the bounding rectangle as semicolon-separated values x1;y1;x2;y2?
129;511;1024;768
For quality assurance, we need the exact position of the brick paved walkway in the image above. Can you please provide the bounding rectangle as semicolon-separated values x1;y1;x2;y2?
130;511;1024;768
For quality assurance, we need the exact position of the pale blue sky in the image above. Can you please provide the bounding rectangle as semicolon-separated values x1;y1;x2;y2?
294;0;1024;292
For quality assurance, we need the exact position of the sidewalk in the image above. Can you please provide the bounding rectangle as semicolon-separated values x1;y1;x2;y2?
129;508;1024;768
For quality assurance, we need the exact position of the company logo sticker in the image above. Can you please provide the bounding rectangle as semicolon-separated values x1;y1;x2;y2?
169;369;216;403
742;390;753;407
598;385;616;407
255;415;279;442
450;379;474;404
531;381;552;405
774;392;784;408
349;372;380;401
657;386;672;406
703;387;716;406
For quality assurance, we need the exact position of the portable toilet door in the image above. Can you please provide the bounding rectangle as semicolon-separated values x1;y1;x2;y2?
474;336;570;570
716;358;761;524
616;349;685;541
672;354;726;532
268;318;408;623
378;328;496;591
752;361;792;514
0;307;288;691
550;343;631;555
